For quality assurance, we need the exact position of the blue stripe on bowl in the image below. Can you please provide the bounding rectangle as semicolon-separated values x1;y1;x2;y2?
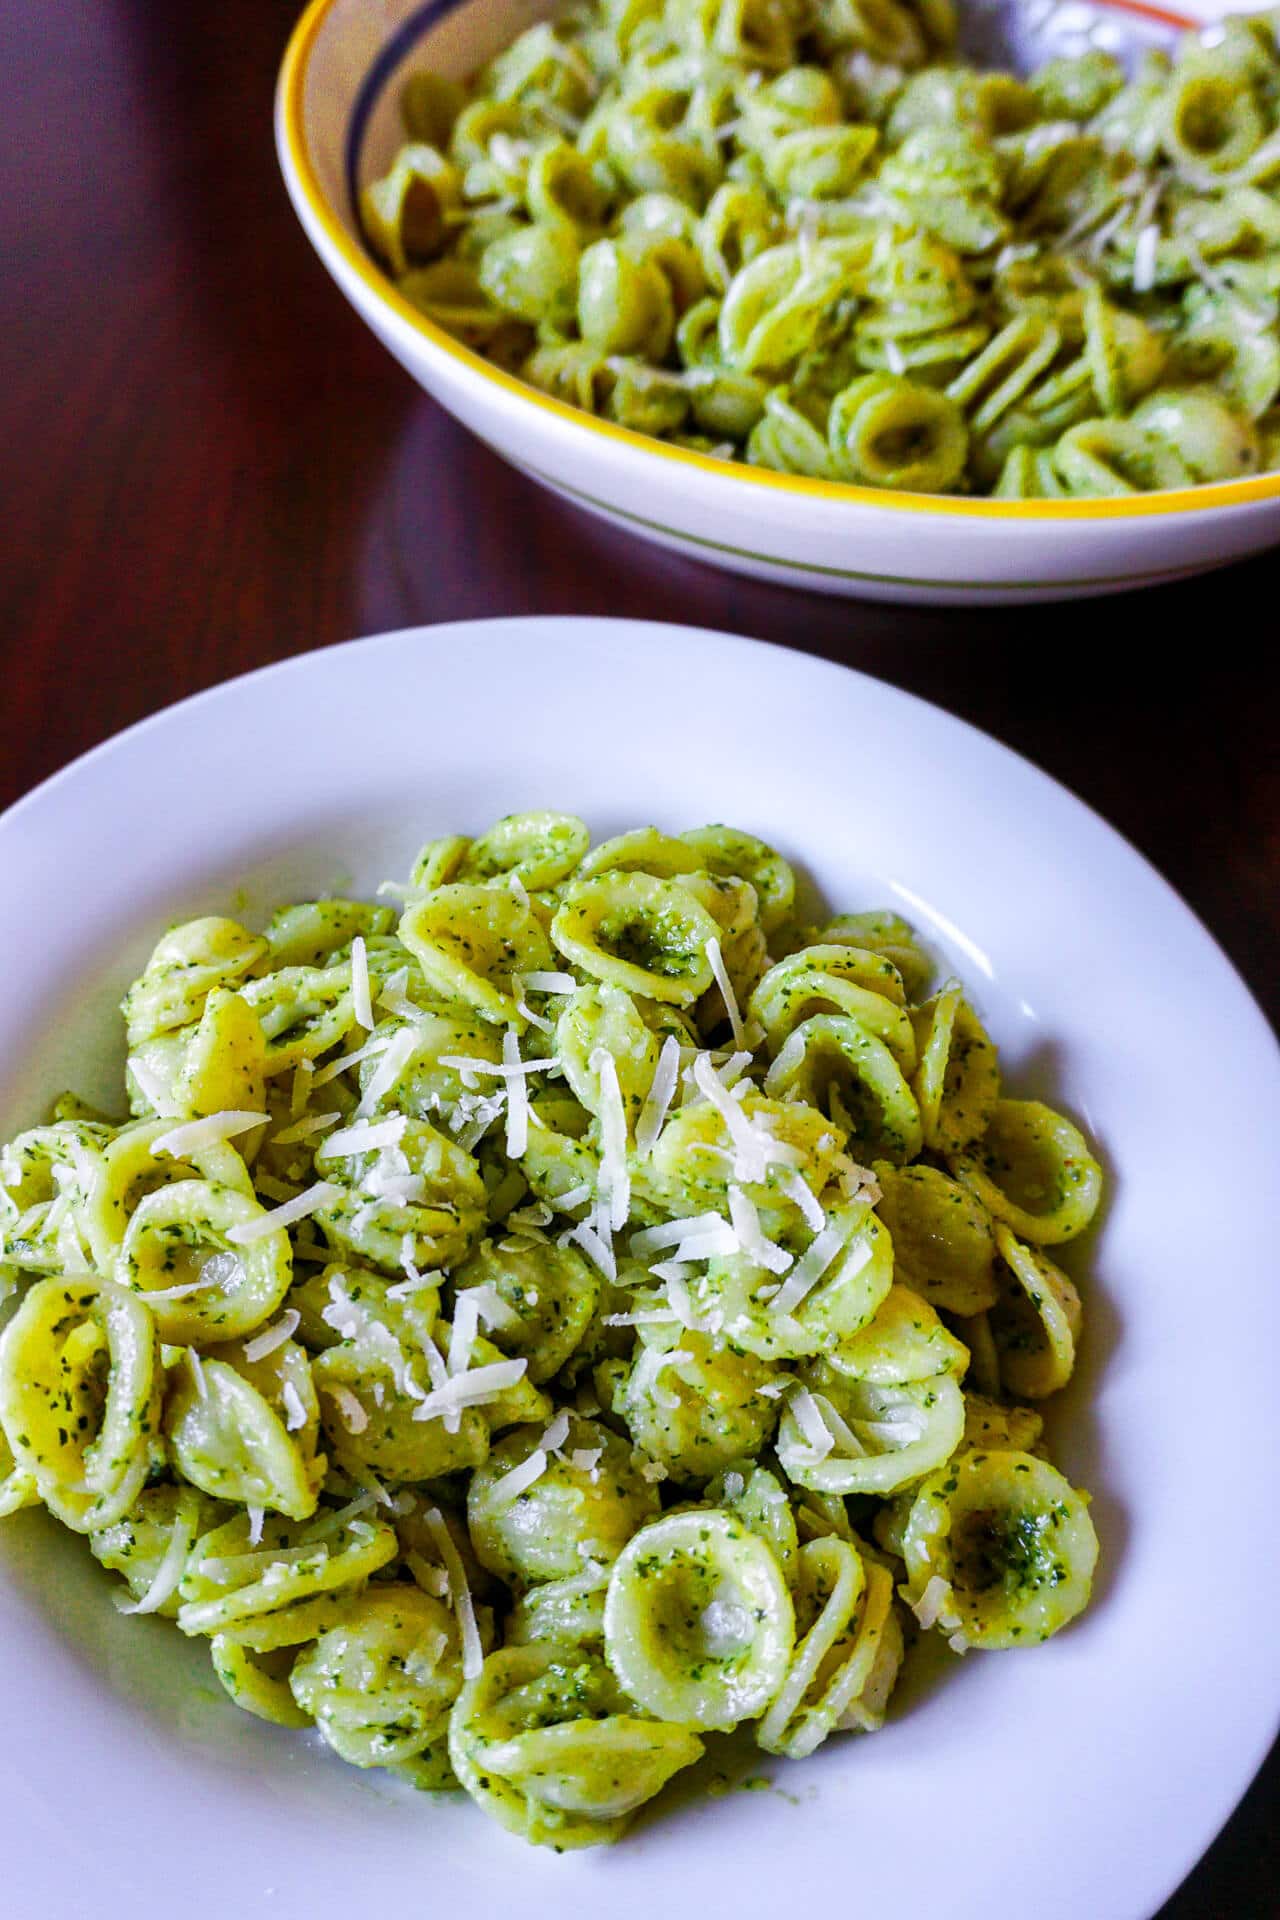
344;0;472;221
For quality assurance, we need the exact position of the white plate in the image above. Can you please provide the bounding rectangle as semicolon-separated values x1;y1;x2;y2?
1;617;1277;1920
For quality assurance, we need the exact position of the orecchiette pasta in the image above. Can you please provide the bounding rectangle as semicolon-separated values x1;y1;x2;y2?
357;3;1280;496
0;811;1103;1848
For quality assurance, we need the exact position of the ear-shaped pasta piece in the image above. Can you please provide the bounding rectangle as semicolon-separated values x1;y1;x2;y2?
552;873;719;1005
911;981;999;1155
879;126;1007;254
696;1203;892;1363
452;1238;600;1383
530;144;612;237
80;1115;254;1271
264;900;394;971
175;990;267;1119
814;0;930;65
604;1324;781;1482
704;1461;799;1581
479;222;582;330
555;984;659;1132
90;1484;223;1617
0;1120;107;1275
829;372;970;491
988;1223;1082;1397
290;1586;465;1763
1128;385;1261;486
578;238;677;356
873;1161;997;1316
946;315;1062;435
962;1391;1045;1455
456;811;590;890
777;1365;964;1495
834;1563;903;1732
825;1284;969;1385
697;183;779;294
750;944;913;1061
117;1178;293;1343
718;241;849;374
313;1337;490;1485
765;1012;923;1163
767;124;879;198
817;911;934;1002
1083;287;1165;415
0;1276;163;1532
408;834;472;891
240;963;358;1076
637;1086;845;1221
0;1425;38;1519
175;1508;398;1637
759;1536;896;1756
468;1415;659;1582
361;143;462;275
747;388;839;478
213;1637;314;1728
1171;295;1280;420
123;917;267;1046
507;1563;612;1650
520;1093;601;1209
449;1642;704;1848
1161;51;1265;178
605;1509;794;1729
949;1098;1102;1245
679;824;795;935
165;1339;326;1520
902;1448;1098;1648
401;884;554;1026
314;1117;486;1274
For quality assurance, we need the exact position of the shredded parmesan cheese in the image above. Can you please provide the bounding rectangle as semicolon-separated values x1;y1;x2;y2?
635;1034;680;1156
409;1358;529;1422
789;1385;835;1460
503;1026;530;1159
520;970;577;994
242;1309;301;1363
322;1114;409;1160
150;1111;268;1158
281;1380;308;1431
312;1032;390;1088
130;1059;180;1118
727;1184;792;1275
424;1507;483;1679
113;1513;195;1616
350;935;373;1030
488;1448;549;1504
327;1385;369;1434
226;1181;341;1244
705;936;746;1049
769;1215;860;1317
590;1046;631;1231
356;1025;422;1118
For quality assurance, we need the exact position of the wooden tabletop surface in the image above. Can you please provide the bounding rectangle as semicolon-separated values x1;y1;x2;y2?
1;4;1276;1910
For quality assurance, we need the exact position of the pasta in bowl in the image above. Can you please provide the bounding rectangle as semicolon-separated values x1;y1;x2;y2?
0;809;1103;1851
277;0;1280;599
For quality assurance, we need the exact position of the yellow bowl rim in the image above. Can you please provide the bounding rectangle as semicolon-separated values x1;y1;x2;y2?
277;0;1280;524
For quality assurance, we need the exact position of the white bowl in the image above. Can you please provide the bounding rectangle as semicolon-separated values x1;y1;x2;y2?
276;0;1280;604
1;617;1278;1920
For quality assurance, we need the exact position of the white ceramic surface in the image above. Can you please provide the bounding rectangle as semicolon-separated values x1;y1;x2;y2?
276;0;1280;603
1;616;1277;1919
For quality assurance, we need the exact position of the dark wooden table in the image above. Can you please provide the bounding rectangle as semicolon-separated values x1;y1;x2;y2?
1;3;1276;1911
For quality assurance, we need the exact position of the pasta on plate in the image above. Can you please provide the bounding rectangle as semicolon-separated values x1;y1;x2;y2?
359;0;1280;497
0;814;1102;1848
